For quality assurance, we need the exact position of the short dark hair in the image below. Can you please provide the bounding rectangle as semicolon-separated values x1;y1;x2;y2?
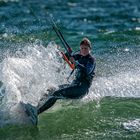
80;38;91;48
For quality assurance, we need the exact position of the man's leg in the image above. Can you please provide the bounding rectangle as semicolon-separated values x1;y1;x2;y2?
37;84;89;114
37;96;57;114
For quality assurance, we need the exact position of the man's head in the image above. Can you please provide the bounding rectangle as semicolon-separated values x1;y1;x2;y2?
80;38;91;56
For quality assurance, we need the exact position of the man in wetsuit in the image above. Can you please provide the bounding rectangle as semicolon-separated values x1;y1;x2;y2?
37;37;96;114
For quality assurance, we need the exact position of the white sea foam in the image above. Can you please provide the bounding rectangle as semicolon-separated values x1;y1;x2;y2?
0;41;70;126
84;69;140;102
122;119;140;132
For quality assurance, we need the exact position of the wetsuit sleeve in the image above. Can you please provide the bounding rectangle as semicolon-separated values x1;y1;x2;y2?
75;58;96;75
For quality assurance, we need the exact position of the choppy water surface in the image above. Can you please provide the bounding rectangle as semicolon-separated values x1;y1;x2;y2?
0;0;140;139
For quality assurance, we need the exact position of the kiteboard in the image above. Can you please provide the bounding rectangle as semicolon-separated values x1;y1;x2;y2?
20;101;38;125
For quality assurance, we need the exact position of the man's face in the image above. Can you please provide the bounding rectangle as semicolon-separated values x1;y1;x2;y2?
80;45;90;56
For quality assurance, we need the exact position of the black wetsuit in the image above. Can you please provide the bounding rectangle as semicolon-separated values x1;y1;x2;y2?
37;53;96;114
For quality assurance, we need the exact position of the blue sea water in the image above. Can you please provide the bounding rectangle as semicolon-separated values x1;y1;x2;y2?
0;0;140;139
